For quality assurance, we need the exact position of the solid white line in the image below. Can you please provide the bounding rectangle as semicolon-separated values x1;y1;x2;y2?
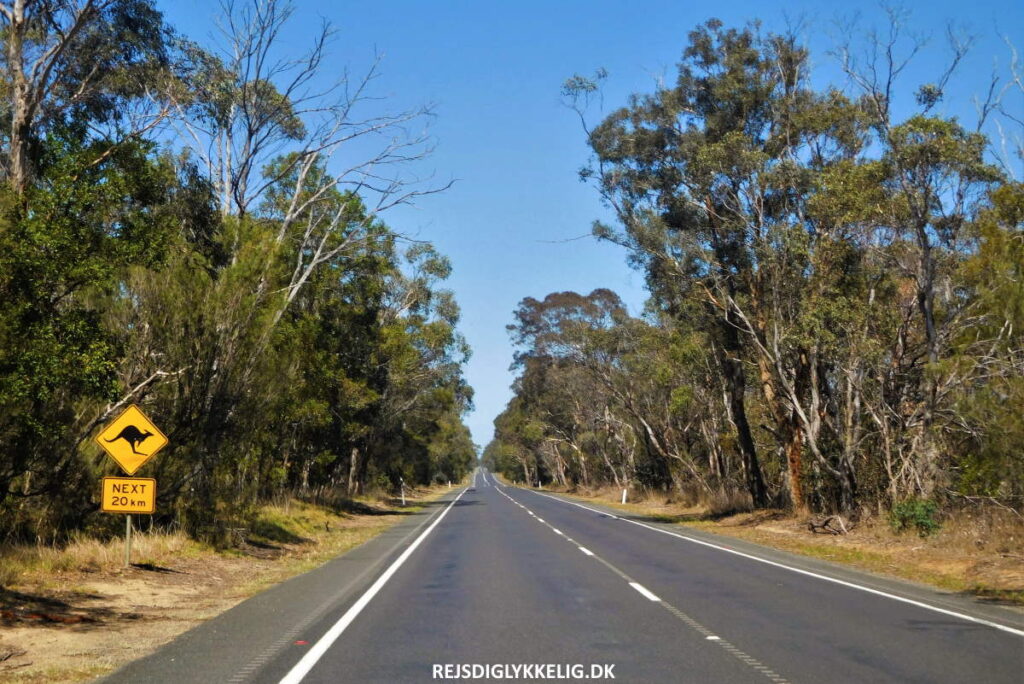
578;547;594;556
526;489;1024;638
552;528;563;535
278;488;468;684
630;582;661;601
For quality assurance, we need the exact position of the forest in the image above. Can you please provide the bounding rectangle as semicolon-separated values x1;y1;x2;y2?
486;18;1023;520
0;0;476;544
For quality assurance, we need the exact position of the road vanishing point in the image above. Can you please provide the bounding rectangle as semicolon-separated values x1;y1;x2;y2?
103;469;1024;683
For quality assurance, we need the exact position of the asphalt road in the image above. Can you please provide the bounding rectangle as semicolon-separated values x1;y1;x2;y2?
105;468;1024;683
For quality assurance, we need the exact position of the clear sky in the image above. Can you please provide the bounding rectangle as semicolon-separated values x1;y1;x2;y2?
157;0;1023;449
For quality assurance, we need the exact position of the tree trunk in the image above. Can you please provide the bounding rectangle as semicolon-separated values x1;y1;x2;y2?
6;1;31;194
718;328;769;507
346;446;361;497
783;422;805;511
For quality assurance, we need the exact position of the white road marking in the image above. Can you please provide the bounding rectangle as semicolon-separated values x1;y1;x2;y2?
536;518;544;523
525;489;1024;639
499;481;789;682
630;582;661;602
277;487;468;684
706;636;720;641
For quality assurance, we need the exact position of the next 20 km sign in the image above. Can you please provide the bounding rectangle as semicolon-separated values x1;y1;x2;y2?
101;477;156;514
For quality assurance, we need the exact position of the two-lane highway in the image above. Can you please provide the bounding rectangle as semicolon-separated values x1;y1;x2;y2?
258;469;771;683
105;468;1024;683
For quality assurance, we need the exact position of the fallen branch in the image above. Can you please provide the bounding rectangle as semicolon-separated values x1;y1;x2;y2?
808;515;849;535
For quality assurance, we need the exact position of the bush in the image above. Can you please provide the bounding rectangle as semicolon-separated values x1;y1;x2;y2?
890;499;941;537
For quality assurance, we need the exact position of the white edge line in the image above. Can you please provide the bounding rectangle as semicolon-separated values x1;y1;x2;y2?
553;528;563;535
630;582;661;601
278;487;468;684
527;489;1024;638
579;546;594;556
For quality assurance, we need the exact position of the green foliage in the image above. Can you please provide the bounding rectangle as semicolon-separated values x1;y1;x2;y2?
495;15;1020;522
890;499;941;537
0;1;473;544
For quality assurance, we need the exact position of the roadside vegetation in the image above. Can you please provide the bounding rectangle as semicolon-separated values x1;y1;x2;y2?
0;0;475;548
486;14;1024;567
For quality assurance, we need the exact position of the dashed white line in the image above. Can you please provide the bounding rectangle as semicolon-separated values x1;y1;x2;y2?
525;488;1024;639
629;582;661;602
497;481;789;682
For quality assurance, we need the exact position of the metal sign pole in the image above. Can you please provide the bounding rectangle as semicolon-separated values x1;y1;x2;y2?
125;514;132;567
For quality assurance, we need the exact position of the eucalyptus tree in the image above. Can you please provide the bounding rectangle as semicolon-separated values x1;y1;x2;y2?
570;21;876;508
0;0;173;193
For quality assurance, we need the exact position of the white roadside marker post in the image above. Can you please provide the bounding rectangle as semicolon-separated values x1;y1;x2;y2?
621;488;627;504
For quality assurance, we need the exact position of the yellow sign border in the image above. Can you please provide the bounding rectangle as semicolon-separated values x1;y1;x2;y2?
101;477;156;514
94;403;169;475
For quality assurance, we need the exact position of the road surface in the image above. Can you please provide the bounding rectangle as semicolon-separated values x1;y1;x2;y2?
104;468;1024;683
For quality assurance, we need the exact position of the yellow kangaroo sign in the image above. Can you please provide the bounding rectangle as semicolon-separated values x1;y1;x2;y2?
95;404;168;475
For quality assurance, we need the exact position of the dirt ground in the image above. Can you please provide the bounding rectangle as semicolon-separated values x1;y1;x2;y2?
546;486;1024;607
0;486;452;683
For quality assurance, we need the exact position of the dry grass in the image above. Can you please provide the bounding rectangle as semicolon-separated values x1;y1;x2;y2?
0;531;209;587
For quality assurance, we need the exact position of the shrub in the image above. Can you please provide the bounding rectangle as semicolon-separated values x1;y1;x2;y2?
890;499;941;537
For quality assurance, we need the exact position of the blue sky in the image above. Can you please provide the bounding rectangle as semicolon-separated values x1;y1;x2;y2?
157;0;1023;449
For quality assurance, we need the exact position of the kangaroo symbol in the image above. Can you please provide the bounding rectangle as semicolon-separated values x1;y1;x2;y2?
105;425;153;455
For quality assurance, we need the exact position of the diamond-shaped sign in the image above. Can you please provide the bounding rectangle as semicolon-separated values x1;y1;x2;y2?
95;404;168;475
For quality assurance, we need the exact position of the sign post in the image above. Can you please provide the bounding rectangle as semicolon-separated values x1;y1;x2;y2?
95;404;167;567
